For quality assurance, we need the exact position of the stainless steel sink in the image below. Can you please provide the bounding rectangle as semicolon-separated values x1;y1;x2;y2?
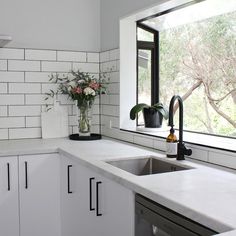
106;156;192;176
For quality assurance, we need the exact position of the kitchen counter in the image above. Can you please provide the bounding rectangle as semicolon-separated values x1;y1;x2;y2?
0;137;236;235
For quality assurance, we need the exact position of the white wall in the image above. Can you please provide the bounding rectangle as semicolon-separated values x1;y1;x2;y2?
0;0;100;52
0;48;100;139
100;0;166;50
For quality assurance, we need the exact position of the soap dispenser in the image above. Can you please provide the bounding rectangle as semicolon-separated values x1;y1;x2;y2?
166;127;178;158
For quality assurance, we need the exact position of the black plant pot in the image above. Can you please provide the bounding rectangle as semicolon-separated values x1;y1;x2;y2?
143;107;163;128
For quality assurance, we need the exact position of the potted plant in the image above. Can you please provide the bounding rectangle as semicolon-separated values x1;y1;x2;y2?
130;103;169;128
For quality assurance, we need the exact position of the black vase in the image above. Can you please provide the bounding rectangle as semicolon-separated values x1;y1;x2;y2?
143;108;163;128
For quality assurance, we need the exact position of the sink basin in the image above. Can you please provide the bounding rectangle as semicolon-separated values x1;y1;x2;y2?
106;156;192;176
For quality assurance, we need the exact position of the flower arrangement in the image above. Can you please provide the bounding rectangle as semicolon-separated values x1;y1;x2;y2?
46;70;107;108
46;70;108;136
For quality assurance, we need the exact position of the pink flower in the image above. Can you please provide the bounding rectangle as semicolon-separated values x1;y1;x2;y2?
89;82;100;90
72;87;82;94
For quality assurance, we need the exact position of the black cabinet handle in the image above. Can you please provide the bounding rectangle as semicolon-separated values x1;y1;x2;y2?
89;177;95;211
96;181;102;216
25;162;28;189
7;163;10;191
67;165;72;194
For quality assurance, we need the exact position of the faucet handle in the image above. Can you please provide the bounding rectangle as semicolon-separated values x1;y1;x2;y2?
184;147;192;156
182;143;192;156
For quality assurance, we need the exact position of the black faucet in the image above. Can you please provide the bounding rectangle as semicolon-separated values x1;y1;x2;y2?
168;95;192;160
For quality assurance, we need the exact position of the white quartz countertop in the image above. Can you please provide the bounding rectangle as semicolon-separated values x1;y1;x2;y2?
0;137;236;235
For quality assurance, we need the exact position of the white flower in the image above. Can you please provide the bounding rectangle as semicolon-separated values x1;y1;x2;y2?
78;79;85;84
68;80;77;88
84;87;95;96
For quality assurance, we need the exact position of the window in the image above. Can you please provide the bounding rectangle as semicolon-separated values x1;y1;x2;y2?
137;25;158;125
137;0;236;138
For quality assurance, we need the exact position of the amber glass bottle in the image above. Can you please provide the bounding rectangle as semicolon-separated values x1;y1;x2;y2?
166;127;178;158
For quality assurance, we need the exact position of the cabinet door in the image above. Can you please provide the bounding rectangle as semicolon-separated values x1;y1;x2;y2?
60;155;95;236
19;153;61;236
92;173;135;236
0;156;19;236
61;155;135;236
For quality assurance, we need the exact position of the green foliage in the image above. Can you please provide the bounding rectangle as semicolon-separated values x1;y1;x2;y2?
130;103;169;120
159;10;236;137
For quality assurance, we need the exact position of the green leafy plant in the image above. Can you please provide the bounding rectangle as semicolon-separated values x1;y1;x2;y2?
130;103;169;120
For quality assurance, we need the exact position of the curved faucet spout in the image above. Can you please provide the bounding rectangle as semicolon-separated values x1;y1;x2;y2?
168;95;192;160
168;95;183;144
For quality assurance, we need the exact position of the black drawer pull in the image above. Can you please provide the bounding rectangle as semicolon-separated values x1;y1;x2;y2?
96;181;102;216
67;165;72;194
7;163;10;191
89;177;95;211
25;162;28;189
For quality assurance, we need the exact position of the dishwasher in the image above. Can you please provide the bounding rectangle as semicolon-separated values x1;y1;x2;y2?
135;194;218;236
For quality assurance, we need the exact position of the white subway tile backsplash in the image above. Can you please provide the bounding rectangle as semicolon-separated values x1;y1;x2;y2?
109;49;119;61
9;83;41;94
9;106;41;116
25;72;52;83
109;72;120;83
0;83;8;93
92;104;100;115
109;94;119;105
25;94;52;105
133;135;154;149
116;60;120;71
100;51;110;63
25;49;56;61
26;116;41;127
0;48;24;60
57;51;86;62
189;145;208;162
0;60;7;70
8;60;40;71
87;53;99;63
0;47;103;140
0;71;24;82
9;127;41;139
68;116;77;126
209;151;236;169
91;125;100;133
153;139;166;152
42;61;72;72
58;95;75;105
108;83;120;94
0;129;8;139
101;61;117;72
0;106;7;116
0;95;24;105
0;117;25;128
101;94;109;105
41;83;59;94
102;105;119;116
92;114;100;125
73;62;99;73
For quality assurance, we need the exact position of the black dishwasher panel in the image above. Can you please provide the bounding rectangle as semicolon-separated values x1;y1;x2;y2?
135;194;218;236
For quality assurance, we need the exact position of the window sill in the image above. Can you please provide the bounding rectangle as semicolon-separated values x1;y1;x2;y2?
120;126;236;153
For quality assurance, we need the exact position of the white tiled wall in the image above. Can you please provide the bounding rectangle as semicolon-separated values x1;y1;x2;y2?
100;48;236;169
0;48;100;140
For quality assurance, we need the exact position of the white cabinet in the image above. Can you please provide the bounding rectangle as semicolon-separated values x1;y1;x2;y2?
0;156;19;236
89;172;135;236
19;153;61;236
60;155;135;236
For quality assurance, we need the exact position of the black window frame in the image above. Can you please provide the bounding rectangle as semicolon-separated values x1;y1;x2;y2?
137;23;159;107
